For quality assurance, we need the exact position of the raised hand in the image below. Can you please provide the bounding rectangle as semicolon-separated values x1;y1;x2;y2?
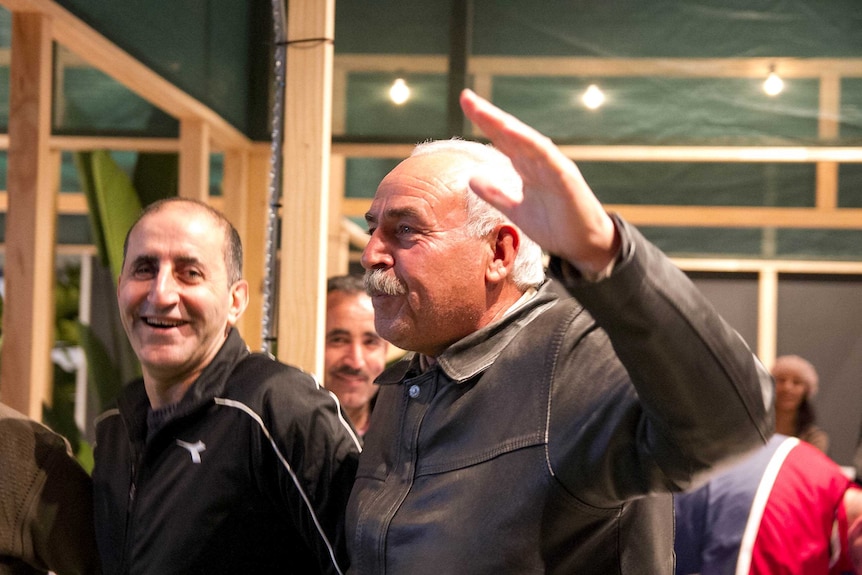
459;89;619;276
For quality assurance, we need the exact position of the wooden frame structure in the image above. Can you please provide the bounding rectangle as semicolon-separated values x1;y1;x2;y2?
0;0;333;417
328;52;862;370
0;0;860;421
332;54;862;228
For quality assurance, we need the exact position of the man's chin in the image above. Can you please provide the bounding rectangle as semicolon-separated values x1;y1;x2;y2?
374;318;413;350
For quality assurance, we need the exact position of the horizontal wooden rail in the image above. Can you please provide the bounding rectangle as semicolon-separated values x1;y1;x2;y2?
332;143;862;163
334;54;862;79
341;197;862;230
0;191;225;214
0;0;251;151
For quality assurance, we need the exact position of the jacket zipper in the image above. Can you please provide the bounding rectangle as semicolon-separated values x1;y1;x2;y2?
119;448;142;574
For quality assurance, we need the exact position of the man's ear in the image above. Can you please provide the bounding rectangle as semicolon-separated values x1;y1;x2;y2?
486;224;519;283
227;279;250;326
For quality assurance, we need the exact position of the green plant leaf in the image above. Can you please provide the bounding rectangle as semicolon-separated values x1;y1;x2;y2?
76;439;95;475
77;321;126;410
91;150;143;281
74;151;110;270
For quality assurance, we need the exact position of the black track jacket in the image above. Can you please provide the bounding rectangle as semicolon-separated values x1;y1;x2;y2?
93;329;360;575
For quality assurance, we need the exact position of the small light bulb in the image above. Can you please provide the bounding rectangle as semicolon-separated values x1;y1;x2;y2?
581;84;605;110
389;78;410;105
763;70;784;96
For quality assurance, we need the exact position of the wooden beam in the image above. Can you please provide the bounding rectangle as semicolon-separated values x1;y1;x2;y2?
815;162;839;210
468;56;862;79
50;135;180;152
0;191;87;213
0;134;180;153
332;143;862;170
233;147;270;353
327;154;350;276
0;0;251;151
334;54;448;74
278;0;334;377
220;150;250;248
332;142;862;163
341;198;862;230
1;12;56;418
332;54;862;79
672;258;862;275
607;205;862;229
556;146;862;163
757;266;779;368
220;147;264;352
819;73;841;139
179;119;210;201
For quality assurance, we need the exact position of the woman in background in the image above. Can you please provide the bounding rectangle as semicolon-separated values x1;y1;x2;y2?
772;354;829;453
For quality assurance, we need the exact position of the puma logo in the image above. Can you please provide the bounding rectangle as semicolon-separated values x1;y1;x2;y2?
176;439;206;463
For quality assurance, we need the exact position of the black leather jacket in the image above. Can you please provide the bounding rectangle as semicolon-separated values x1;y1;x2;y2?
347;218;773;574
93;329;361;575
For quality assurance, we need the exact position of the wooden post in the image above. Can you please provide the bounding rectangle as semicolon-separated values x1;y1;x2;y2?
816;73;840;211
1;12;57;418
222;146;268;352
757;266;778;369
328;154;350;276
278;0;334;376
179;118;211;201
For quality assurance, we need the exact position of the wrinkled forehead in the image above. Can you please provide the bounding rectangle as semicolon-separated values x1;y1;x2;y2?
390;152;485;192
135;203;222;237
371;153;482;216
127;204;227;260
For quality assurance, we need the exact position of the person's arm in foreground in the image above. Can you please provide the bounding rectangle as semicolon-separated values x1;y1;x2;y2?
460;89;772;487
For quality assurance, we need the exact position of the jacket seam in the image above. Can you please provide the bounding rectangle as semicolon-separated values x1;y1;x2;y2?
213;397;346;575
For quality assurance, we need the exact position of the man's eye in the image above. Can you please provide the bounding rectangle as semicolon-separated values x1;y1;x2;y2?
397;225;414;235
132;264;155;277
365;338;385;349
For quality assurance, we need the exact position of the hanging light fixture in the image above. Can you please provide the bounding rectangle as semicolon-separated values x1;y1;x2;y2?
389;78;411;105
581;84;605;110
763;65;784;97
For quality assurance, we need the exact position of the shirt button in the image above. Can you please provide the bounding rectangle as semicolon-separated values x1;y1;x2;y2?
408;385;421;398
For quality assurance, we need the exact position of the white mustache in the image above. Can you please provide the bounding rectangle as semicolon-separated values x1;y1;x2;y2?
364;269;407;296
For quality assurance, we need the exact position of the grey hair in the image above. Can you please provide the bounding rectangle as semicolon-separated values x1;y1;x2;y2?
411;139;545;289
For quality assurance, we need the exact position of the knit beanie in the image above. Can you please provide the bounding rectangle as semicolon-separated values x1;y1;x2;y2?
771;355;819;399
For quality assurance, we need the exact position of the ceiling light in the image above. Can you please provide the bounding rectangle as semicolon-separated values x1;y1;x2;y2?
763;66;784;97
581;84;605;110
389;78;411;105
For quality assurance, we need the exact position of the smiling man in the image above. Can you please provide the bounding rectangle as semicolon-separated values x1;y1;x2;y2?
324;275;388;438
92;198;360;575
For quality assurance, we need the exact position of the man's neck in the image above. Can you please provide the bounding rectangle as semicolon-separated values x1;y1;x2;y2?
345;404;371;435
145;376;197;410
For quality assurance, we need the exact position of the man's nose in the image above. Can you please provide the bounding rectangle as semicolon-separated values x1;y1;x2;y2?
361;231;392;270
149;268;180;304
343;342;366;368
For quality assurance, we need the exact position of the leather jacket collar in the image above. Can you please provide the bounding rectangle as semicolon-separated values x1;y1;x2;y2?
376;279;570;386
